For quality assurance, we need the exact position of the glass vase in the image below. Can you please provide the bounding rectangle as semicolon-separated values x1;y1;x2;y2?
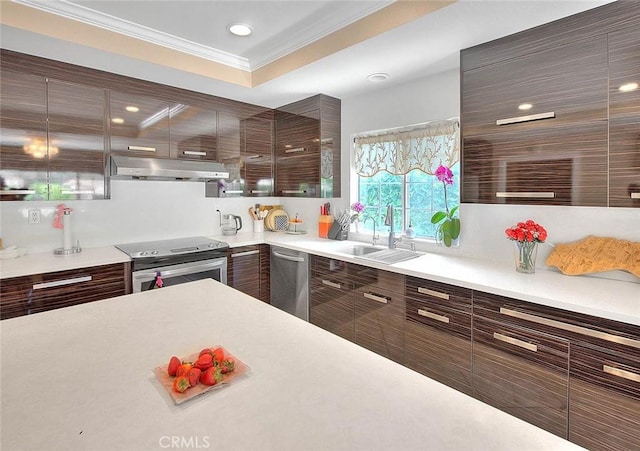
513;241;538;274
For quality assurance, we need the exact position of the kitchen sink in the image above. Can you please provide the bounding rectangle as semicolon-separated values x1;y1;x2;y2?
357;248;422;264
336;244;422;264
336;244;385;256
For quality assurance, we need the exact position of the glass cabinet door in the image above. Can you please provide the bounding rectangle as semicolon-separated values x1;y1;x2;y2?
0;69;48;201
47;79;107;200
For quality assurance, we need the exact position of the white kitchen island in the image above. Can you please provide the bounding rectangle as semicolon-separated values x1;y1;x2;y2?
0;279;582;451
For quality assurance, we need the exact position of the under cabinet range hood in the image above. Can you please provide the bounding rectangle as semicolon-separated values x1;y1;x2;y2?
110;155;229;181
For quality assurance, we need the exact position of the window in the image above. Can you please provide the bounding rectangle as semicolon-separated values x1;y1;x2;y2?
353;119;460;240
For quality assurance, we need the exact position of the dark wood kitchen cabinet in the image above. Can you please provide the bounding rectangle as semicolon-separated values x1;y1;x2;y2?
227;244;270;303
461;35;609;207
569;343;640;451
241;113;274;196
0;70;108;200
0;263;130;320
227;245;260;299
473;289;640;448
608;24;640;208
309;255;354;341
170;104;217;161
275;94;340;198
404;277;473;395
109;90;171;158
353;266;405;364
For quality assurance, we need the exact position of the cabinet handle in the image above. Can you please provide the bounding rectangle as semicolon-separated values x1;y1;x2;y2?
496;192;555;199
221;190;243;194
250;190;269;194
417;287;450;300
182;151;207;156
417;308;450;323
603;364;640;383
231;250;259;258
282;190;307;194
322;280;341;289
493;332;538;352
496;111;555;126
33;276;92;290
499;307;640;349
631;193;640;199
363;292;389;304
284;147;306;153
127;145;156;152
247;155;264;160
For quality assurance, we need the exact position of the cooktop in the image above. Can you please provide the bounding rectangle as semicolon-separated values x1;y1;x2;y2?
115;236;229;259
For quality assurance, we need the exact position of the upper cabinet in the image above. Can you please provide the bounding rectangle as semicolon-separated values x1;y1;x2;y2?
609;25;640;207
275;94;341;198
0;69;107;201
242;112;274;197
461;1;640;208
109;90;171;158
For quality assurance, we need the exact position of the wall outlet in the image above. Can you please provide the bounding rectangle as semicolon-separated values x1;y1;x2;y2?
28;209;41;224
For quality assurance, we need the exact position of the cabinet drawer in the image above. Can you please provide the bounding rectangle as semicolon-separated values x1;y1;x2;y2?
310;269;353;342
473;316;569;438
473;290;640;355
405;297;472;394
227;245;261;299
354;285;404;363
0;263;128;320
569;344;640;451
311;255;354;282
405;276;472;313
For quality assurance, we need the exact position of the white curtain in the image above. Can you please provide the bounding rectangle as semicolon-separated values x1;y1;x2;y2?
353;118;460;177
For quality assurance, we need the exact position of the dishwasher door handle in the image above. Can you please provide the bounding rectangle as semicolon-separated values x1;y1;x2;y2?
272;250;305;263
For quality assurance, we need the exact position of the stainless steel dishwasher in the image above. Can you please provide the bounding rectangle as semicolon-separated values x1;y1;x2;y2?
270;246;309;321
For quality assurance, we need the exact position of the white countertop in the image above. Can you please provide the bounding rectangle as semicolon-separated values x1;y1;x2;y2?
0;279;582;451
1;232;637;326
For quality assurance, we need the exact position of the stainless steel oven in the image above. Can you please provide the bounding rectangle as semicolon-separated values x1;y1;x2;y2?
115;237;229;293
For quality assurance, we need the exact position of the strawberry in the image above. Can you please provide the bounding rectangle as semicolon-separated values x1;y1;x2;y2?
187;368;202;387
198;347;214;357
220;356;235;374
167;356;181;377
175;363;193;378
194;353;213;371
200;367;223;386
211;347;225;365
172;376;190;393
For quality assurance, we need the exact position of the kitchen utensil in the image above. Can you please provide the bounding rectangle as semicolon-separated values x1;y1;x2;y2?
266;209;289;231
221;214;243;235
249;207;258;220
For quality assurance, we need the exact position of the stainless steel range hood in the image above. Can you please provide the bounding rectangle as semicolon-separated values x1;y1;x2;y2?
110;155;229;181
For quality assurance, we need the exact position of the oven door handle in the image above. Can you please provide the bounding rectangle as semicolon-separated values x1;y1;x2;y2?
135;259;226;280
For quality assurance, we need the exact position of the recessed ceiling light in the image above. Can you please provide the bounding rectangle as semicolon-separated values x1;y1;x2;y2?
367;73;389;83
125;106;139;113
228;23;252;37
619;82;638;92
518;103;533;110
112;118;124;124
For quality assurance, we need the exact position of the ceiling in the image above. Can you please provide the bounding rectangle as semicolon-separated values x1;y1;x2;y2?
0;0;615;108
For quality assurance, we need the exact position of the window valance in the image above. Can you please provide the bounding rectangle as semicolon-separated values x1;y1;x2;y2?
353;118;460;177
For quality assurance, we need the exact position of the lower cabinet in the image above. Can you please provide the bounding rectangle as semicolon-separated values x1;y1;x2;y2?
569;344;640;451
0;263;130;320
310;264;354;341
353;268;405;364
472;316;570;438
404;277;473;395
227;244;270;303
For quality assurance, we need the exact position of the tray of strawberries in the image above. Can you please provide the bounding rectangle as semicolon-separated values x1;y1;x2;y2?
154;346;248;405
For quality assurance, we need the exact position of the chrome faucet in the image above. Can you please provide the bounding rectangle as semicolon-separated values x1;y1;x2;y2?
363;216;378;246
384;204;400;249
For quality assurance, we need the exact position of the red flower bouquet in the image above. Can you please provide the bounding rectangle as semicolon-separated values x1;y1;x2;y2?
505;220;547;273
